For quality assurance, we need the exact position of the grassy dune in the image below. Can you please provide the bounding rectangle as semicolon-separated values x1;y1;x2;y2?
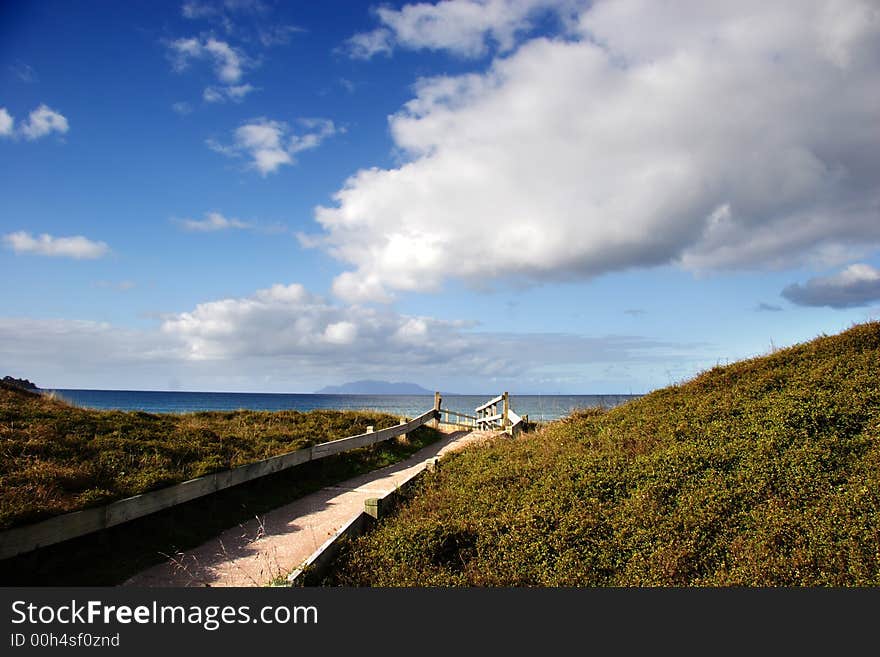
0;385;409;530
334;322;880;586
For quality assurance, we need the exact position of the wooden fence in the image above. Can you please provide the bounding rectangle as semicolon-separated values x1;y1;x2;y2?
1;392;526;561
438;392;526;437
0;406;440;561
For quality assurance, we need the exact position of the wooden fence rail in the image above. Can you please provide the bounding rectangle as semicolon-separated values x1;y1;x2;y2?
0;407;440;561
473;392;525;436
437;408;478;429
1;391;526;561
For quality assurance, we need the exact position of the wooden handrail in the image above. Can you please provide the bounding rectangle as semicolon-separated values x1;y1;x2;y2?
473;392;525;437
0;407;439;560
475;394;504;412
441;409;478;421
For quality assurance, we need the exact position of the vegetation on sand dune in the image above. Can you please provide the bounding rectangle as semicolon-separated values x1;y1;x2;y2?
0;385;409;530
333;322;880;586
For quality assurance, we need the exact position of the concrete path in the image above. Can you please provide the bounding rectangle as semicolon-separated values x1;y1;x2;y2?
124;429;497;587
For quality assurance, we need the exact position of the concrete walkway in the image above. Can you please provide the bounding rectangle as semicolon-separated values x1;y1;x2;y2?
124;429;497;587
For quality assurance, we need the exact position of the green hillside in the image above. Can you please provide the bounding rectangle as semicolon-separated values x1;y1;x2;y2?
334;322;880;586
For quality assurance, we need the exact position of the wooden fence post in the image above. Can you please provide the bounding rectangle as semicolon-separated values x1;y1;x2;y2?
433;391;441;429
502;391;510;429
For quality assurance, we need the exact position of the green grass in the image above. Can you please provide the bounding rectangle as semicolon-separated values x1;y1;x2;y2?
332;321;880;586
0;385;413;530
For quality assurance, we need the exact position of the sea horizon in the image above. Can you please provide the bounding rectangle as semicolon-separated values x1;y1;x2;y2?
46;388;642;422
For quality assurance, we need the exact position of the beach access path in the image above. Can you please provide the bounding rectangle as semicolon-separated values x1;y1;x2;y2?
124;428;496;587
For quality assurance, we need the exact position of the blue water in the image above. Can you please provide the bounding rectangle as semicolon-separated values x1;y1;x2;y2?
48;390;640;422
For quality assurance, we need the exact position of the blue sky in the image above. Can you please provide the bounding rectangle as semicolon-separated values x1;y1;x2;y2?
1;0;879;394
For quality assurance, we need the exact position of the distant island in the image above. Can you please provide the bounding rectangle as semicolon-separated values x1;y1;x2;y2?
2;376;39;391
316;380;433;395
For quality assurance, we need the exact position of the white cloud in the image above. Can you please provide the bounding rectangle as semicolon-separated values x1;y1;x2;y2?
346;28;394;59
22;105;69;139
209;117;340;175
154;282;698;398
182;1;215;19
236;119;292;173
345;0;581;59
289;118;338;154
782;263;880;308
323;321;358;345
203;88;224;103
157;282;697;377
203;83;256;103
1;105;69;140
317;0;880;302
181;0;290;42
177;211;252;232
204;38;245;82
3;231;109;259
0;281;705;392
168;36;247;83
258;24;306;47
172;101;194;115
0;108;13;137
160;282;472;361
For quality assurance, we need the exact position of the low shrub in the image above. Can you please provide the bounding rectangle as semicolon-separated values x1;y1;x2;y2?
0;384;405;529
333;322;880;586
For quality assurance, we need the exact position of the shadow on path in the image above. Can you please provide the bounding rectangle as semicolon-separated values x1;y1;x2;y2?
124;429;498;587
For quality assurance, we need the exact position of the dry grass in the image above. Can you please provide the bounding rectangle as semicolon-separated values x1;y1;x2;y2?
0;385;403;530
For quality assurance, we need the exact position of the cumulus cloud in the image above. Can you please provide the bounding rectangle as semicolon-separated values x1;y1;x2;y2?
160;282;469;361
782;264;880;308
0;108;12;137
168;36;248;83
158;283;700;382
3;231;109;259
345;0;580;59
0;105;69;140
346;28;395;59
171;3;299;103
203;83;256;103
176;211;253;232
0;280;706;391
20;105;69;140
209;118;340;175
317;0;880;302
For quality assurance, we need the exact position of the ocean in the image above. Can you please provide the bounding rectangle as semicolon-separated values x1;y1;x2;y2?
47;390;641;422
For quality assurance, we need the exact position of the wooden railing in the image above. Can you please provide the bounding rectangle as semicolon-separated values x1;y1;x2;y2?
438;408;478;429
2;392;527;561
0;408;440;561
438;391;525;437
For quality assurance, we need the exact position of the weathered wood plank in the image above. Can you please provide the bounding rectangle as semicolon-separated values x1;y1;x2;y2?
441;409;478;421
475;394;504;412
